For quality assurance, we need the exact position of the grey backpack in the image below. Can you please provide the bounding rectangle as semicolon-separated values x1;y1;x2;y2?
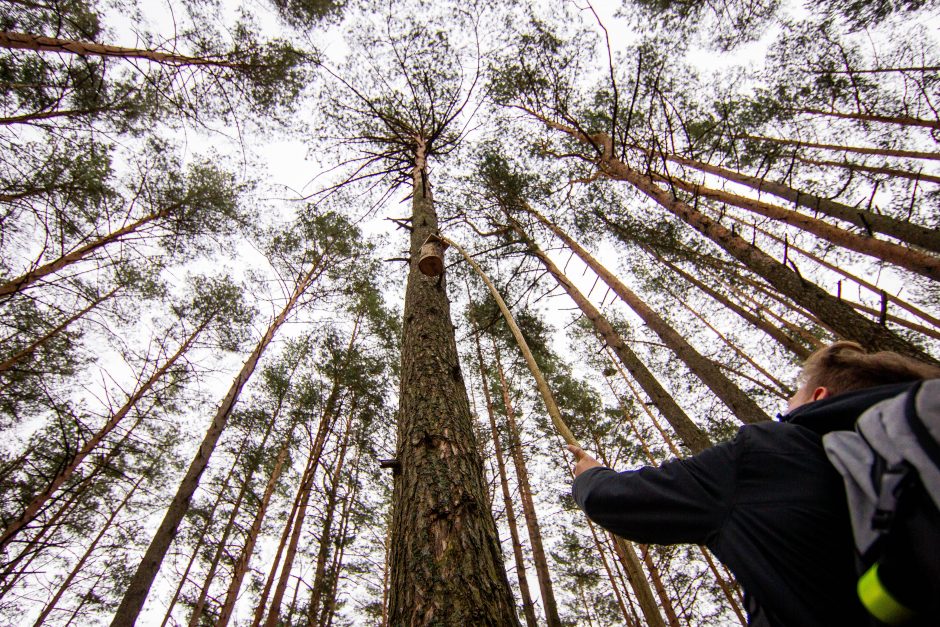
823;379;940;625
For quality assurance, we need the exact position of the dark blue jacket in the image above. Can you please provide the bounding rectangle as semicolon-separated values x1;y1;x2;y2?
572;383;917;626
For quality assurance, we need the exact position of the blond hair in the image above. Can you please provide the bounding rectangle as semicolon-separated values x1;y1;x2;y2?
800;341;940;396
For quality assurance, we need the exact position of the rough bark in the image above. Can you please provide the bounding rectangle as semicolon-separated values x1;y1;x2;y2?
472;329;538;627
521;209;771;424
110;255;325;627
387;139;519;626
493;345;562;627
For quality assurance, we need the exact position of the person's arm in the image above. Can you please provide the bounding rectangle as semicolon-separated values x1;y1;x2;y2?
570;434;741;546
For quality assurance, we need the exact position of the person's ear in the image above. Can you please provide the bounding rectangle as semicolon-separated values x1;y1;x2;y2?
811;386;830;402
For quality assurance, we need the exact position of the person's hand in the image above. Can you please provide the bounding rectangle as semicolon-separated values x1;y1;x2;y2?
567;445;602;478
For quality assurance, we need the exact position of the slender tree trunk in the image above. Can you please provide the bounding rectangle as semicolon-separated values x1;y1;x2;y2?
0;106;121;126
251;471;303;627
794;107;940;130
387;138;518;625
654;171;940;281
0;318;209;553
651;251;812;359
0;207;172;297
215;425;296;627
161;432;251;627
0;286;118;375
739;134;940;162
493;344;562;627
511;229;715;449
306;410;355;625
110;256;327;627
586;519;634;626
187;417;279;627
0;31;254;68
32;471;147;626
519;209;771;423
658;150;940;253
472;329;538;627
639;545;680;627
793;154;940;185
610;535;667;627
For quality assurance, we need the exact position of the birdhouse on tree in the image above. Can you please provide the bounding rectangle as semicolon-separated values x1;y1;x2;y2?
418;233;449;277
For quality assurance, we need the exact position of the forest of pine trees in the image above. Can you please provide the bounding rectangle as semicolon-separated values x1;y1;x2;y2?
0;0;937;624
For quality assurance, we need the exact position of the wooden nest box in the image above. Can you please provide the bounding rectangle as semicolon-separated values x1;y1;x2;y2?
418;233;449;277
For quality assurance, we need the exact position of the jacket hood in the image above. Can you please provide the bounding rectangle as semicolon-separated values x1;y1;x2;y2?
780;381;919;435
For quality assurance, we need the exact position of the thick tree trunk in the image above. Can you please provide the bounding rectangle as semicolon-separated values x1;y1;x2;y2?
472;329;538;627
216;424;295;627
521;209;771;424
492;345;562;627
0;208;170;297
110;257;325;627
387;138;518;626
655;172;940;281
0;318;208;553
513;231;716;449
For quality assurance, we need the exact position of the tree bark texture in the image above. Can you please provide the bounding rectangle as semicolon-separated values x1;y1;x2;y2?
387;141;519;626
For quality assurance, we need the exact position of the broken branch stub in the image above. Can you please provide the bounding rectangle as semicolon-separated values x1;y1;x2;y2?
418;233;449;277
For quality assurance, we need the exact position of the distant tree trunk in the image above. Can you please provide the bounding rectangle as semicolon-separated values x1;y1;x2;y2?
0;286;118;375
110;254;327;627
650;250;812;359
659;150;940;253
739;134;940;162
510;230;715;449
655;172;940;281
251;471;302;627
640;545;680;627
216;424;295;627
586;519;634;626
519;209;771;423
306;409;355;625
794;107;940;130
32;470;147;627
161;432;251;627
493;344;562;627
387;137;518;625
792;154;940;185
0;31;255;68
472;328;538;627
610;535;667;627
187;417;279;627
0;317;209;554
0;207;172;298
